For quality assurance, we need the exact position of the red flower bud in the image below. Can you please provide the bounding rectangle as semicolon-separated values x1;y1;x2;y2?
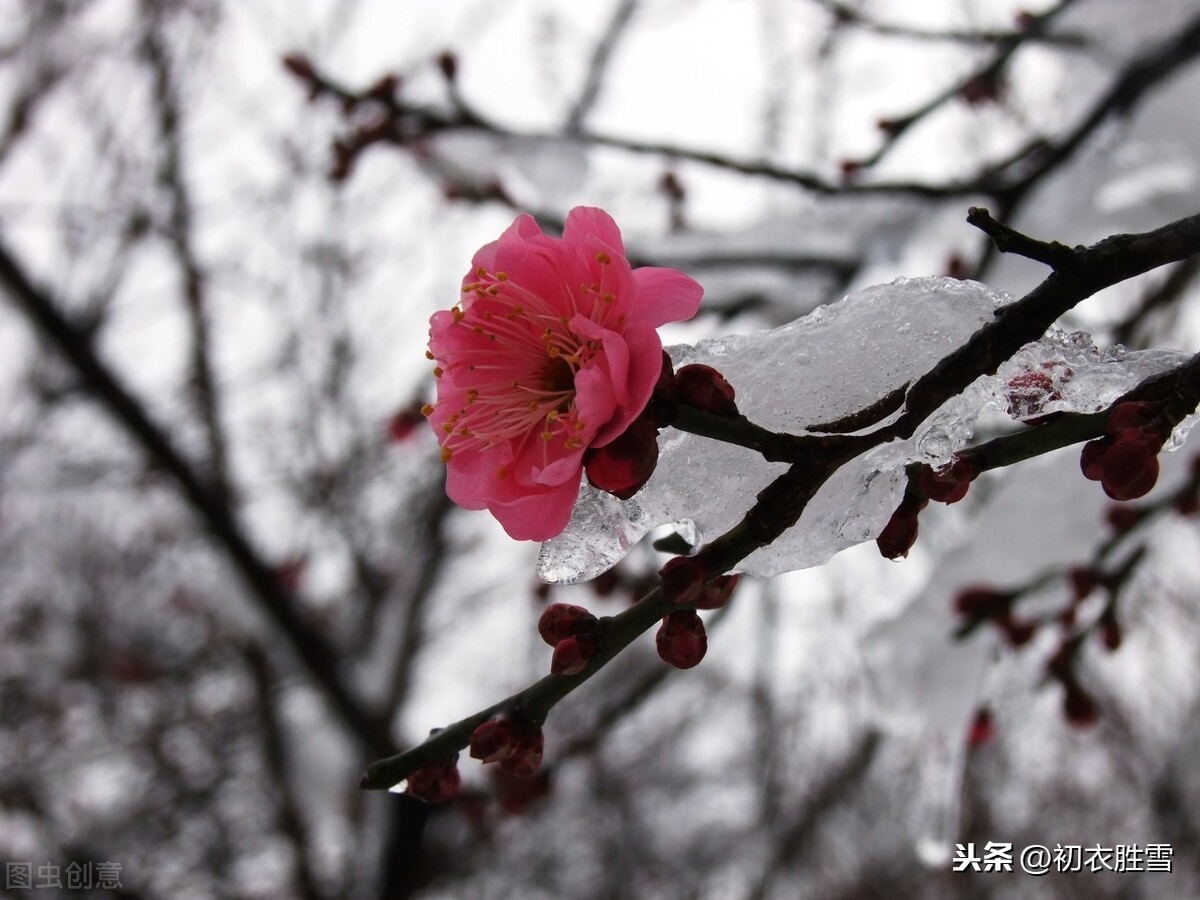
437;50;458;82
656;610;707;669
404;754;461;805
584;416;660;500
967;707;995;747
1105;504;1141;533
497;726;544;778
1001;617;1037;647
876;494;921;559
919;457;979;504
387;402;427;443
660;555;706;605
537;603;598;646
1068;567;1098;602
469;717;518;764
953;586;1010;618
674;365;738;417
1100;432;1160;501
550;634;598;676
469;715;543;775
1099;609;1122;652
960;72;1004;106
651;350;677;407
1176;489;1200;516
1063;681;1099;728
695;574;740;610
1079;438;1109;481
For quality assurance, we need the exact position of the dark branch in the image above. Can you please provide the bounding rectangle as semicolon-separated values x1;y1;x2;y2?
0;235;392;754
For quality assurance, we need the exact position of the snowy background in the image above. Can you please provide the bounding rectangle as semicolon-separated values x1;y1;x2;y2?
1;0;1200;898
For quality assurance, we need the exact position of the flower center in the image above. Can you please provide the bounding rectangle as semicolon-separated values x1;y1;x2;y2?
428;266;598;466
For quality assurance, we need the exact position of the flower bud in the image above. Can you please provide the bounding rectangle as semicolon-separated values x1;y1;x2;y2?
1100;432;1160;501
1001;617;1037;647
550;634;598;676
919;457;979;504
1176;488;1200;516
674;364;738;417
1079;437;1109;481
953;586;1010;619
469;715;543;775
1106;400;1160;436
404;753;461;805
648;350;677;427
469;717;518;764
1105;504;1141;533
498;725;544;777
537;603;598;646
659;555;706;606
1067;567;1098;602
1063;681;1099;728
876;494;921;560
437;50;458;82
967;707;995;747
584;416;660;500
656;610;707;669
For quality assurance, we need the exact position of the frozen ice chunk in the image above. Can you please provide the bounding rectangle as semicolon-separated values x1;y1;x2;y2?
537;277;1198;584
539;277;1007;583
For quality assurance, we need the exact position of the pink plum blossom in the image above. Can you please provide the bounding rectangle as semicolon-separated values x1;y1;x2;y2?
425;207;702;540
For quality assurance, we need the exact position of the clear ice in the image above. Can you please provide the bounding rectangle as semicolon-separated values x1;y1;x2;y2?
537;277;1196;583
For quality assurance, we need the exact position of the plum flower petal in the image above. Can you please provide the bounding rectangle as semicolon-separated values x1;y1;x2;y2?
630;267;706;328
425;207;703;541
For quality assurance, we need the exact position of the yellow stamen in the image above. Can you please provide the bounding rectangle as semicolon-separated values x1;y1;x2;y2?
596;251;610;264
440;447;453;462
420;404;434;417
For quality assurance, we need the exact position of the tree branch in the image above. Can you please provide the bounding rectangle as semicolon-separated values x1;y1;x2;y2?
361;209;1200;791
0;235;392;754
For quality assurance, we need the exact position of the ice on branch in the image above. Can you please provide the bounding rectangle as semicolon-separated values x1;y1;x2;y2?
538;277;1196;583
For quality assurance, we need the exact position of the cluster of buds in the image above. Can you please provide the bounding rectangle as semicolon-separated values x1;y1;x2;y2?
879;453;980;562
469;715;545;777
659;557;739;610
403;752;461;804
1080;401;1173;501
654;554;740;668
538;603;600;676
953;586;1036;647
